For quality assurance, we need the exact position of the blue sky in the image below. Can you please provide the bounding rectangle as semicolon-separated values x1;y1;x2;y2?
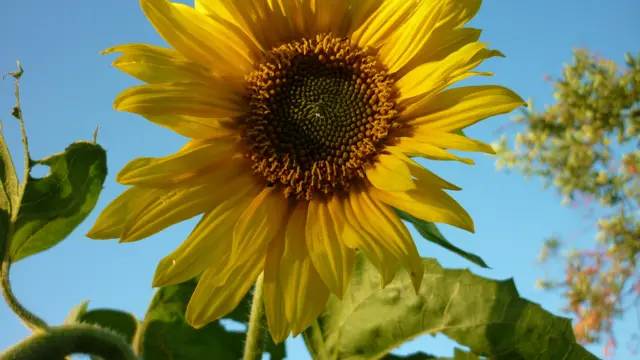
0;0;638;359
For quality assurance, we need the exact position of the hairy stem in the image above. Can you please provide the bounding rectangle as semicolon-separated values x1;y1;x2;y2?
243;272;266;360
0;323;136;360
0;61;47;332
0;258;48;331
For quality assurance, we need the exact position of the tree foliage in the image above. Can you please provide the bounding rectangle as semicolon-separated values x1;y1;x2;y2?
494;48;640;357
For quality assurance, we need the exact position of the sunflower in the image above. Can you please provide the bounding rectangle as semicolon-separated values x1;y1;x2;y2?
89;0;524;343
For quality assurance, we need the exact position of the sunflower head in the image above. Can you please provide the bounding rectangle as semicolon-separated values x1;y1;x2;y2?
90;0;524;343
244;33;397;199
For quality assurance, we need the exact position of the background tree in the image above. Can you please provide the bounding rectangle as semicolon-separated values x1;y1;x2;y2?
493;48;640;357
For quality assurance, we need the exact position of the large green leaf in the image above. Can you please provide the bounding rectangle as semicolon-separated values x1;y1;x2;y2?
395;209;489;269
136;278;286;360
304;252;597;360
9;141;107;262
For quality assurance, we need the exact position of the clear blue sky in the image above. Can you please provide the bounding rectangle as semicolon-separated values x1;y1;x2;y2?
0;0;638;359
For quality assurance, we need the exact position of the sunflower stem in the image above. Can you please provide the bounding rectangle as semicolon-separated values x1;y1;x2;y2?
0;62;48;333
1;258;49;332
0;323;136;360
243;272;266;360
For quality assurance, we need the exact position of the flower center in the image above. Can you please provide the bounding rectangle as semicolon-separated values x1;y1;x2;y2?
242;34;397;200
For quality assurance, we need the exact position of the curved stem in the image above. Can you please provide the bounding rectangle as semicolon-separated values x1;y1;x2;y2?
0;323;136;360
243;272;266;360
0;257;49;331
0;61;47;332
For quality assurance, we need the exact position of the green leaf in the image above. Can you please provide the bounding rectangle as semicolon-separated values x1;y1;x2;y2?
0;127;18;255
395;209;489;268
453;129;466;137
0;126;19;220
64;300;138;360
378;348;483;360
446;348;482;360
79;309;139;345
9;141;107;262
64;300;139;344
305;252;597;360
64;299;90;324
382;352;438;359
136;278;286;360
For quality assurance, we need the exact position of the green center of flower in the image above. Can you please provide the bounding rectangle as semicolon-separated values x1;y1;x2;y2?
243;34;397;199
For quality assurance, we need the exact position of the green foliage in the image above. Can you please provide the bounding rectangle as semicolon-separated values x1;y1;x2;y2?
134;278;285;360
304;252;597;360
494;48;640;352
382;350;482;360
80;309;139;344
383;353;437;359
0;130;17;253
64;301;139;360
396;209;489;268
0;130;19;220
8;142;107;262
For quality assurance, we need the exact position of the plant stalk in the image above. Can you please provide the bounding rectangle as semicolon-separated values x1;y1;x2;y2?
0;323;136;360
243;272;266;360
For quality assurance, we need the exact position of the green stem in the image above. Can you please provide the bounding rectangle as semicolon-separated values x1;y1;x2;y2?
0;257;49;331
0;323;136;360
0;61;48;332
302;321;329;360
243;272;266;360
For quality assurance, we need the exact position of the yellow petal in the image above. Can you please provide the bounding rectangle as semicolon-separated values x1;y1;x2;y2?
102;43;216;84
389;149;461;191
405;85;525;131
379;0;445;74
194;0;238;25
186;249;265;329
114;81;245;118
279;202;330;336
312;0;349;36
152;183;260;287
198;0;302;51
369;179;474;232
280;0;315;38
86;187;161;239
350;0;417;49
365;153;416;192
214;0;275;49
231;186;290;266
331;193;398;287
342;0;383;37
305;196;356;298
193;0;264;54
453;49;505;81
437;0;482;30
398;27;482;79
140;0;254;76
116;138;238;187
264;233;291;344
143;115;236;140
120;164;257;242
409;129;496;154
391;138;475;165
397;42;488;101
350;189;424;292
